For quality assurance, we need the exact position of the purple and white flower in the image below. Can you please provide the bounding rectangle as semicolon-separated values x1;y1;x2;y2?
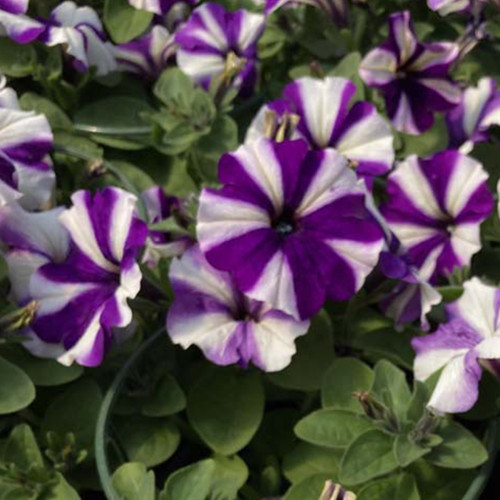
41;1;117;76
265;0;348;27
142;186;192;266
167;245;309;371
0;0;44;43
0;80;55;210
113;25;176;79
246;77;394;186
413;278;500;413
197;138;385;320
175;3;265;93
428;0;473;15
381;151;493;282
11;188;147;367
359;11;460;134
447;78;500;153
128;0;193;15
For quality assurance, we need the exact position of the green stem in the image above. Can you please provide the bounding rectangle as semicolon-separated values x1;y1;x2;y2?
52;143;147;221
462;419;498;500
95;328;166;500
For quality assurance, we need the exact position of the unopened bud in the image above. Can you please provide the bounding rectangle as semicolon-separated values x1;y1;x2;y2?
319;480;357;500
354;391;399;432
0;301;39;334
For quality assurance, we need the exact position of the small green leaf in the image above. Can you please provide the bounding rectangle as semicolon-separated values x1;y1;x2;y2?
104;0;153;43
427;421;488;469
187;367;264;455
283;443;342;485
0;357;35;415
269;310;334;391
154;68;194;107
4;424;44;470
371;360;412;422
142;373;186;417
295;409;374;448
209;455;248;500
111;462;155;500
339;430;398;486
357;473;420;500
283;474;331;500
162;459;216;500
19;92;73;130
0;38;36;77
116;416;180;468
406;382;430;423
394;434;430;468
47;473;82;500
321;357;374;413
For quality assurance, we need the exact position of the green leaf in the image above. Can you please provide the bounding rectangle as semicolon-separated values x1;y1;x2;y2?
42;379;102;455
283;474;331;500
394;434;431;468
111;462;155;500
398;116;448;158
0;357;35;415
74;96;152;133
4;424;44;470
321;357;374;413
0;38;36;77
357;473;420;500
269;310;334;391
427;421;488;469
371;360;412;422
339;430;398;486
141;373;186;417
187;368;264;455
116;416;180;468
154;68;195;107
295;409;374;448
410;459;474;500
328;52;365;101
161;459;216;500
406;382;430;423
19;93;73;130
46;473;81;500
102;160;155;193
104;0;153;43
209;455;248;500
0;346;82;387
435;286;463;303
283;443;342;484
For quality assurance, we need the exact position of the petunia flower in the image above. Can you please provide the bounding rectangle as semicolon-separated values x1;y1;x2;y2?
413;277;500;413
359;11;460;135
175;3;266;94
0;79;55;210
0;0;44;43
447;77;500;154
245;77;394;186
428;0;473;15
19;188;147;367
142;186;193;266
128;0;194;15
265;0;348;27
41;1;117;76
167;245;309;371
380;151;493;282
113;25;176;79
197;138;385;320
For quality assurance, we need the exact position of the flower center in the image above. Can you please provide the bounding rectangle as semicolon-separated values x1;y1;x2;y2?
272;211;296;238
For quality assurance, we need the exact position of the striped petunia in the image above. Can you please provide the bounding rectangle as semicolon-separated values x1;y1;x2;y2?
245;77;394;186
359;11;460;134
447;77;500;154
23;188;147;367
413;278;500;413
0;79;55;210
428;0;473;14
197;138;385;320
113;25;176;79
175;2;265;93
41;1;117;76
142;186;192;266
380;151;493;282
0;0;44;43
167;245;309;371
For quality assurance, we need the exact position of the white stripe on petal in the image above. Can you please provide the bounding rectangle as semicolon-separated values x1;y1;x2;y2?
359;48;398;86
417;78;460;106
390;156;443;219
196;4;229;51
475;336;500;359
392;93;420;135
450;223;481;266
387;223;440;248
237;11;265;50
108;188;138;263
445;154;488;216
176;50;225;84
6;251;49;303
59;191;117;273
